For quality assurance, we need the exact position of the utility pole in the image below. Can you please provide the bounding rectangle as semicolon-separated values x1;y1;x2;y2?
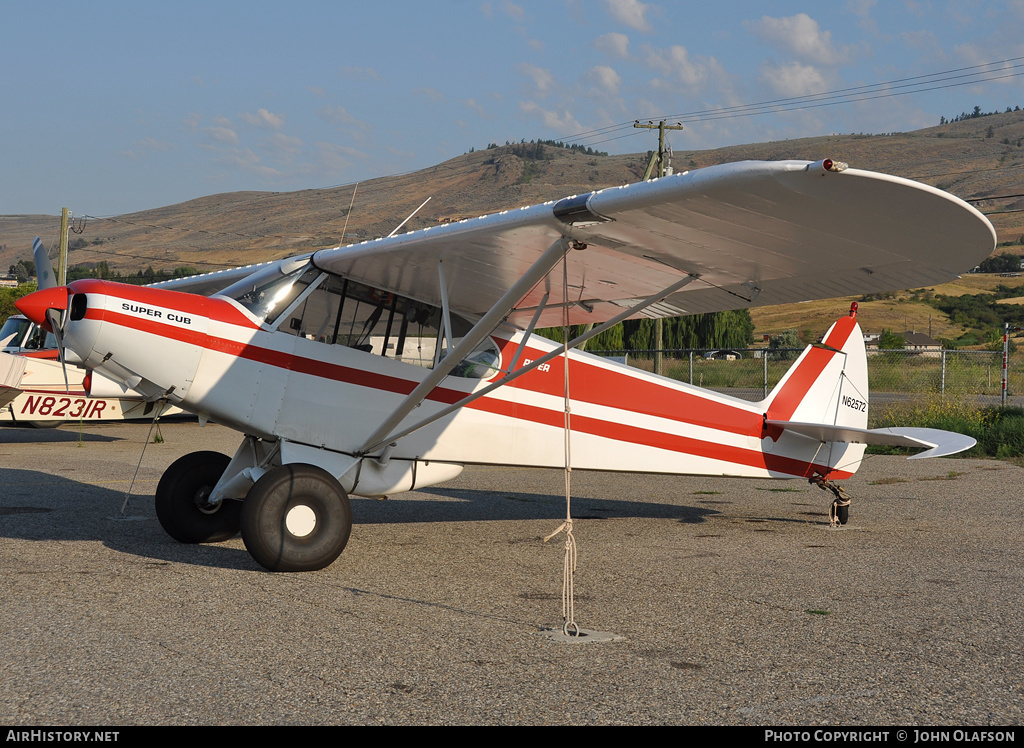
57;207;70;286
634;121;683;375
634;120;683;181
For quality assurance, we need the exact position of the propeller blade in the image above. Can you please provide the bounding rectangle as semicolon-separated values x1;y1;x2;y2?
33;237;56;291
44;307;69;394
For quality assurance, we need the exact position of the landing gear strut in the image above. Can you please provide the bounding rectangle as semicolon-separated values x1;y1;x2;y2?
240;463;352;572
155;451;241;543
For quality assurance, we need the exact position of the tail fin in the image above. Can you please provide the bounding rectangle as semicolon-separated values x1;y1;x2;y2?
760;303;869;476
763;303;868;431
762;303;975;474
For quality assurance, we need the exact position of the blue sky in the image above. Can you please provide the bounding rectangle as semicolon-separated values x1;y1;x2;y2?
3;0;1023;216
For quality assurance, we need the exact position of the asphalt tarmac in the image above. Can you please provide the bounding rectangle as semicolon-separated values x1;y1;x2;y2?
0;420;1021;726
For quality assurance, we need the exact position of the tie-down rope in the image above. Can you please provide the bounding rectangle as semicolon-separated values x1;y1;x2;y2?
542;252;579;636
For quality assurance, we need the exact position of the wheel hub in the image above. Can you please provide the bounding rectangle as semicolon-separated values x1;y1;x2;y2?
194;486;222;515
285;504;317;537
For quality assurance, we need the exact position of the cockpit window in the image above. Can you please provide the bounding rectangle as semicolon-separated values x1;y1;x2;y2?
0;317;30;349
274;270;500;378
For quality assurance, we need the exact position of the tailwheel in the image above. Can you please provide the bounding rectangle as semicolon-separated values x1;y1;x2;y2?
155;451;240;543
810;473;851;527
240;464;352;572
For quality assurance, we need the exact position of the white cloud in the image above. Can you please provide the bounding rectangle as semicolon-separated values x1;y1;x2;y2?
585;65;622;95
517;63;556;95
644;45;708;88
901;29;943;56
262;132;303;161
462;98;491;118
241;108;285;130
415;87;445;103
846;0;878;33
604;0;652;33
745;13;853;66
338;66;383;83
594;32;630;59
518;100;583;131
759;61;829;97
205;146;281;180
501;1;525;21
317;105;371;131
120;137;174;161
203;126;239;144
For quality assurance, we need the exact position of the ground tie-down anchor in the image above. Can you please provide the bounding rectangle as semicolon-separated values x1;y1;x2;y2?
810;473;851;527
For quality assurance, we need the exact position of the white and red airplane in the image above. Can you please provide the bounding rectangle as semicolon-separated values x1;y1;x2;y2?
12;159;995;572
0;237;185;425
0;314;179;425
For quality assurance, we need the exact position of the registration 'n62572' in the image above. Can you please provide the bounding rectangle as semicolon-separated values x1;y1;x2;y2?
842;395;866;412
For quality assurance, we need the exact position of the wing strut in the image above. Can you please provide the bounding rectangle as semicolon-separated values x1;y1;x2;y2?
356;237;575;456
358;271;699;455
507;292;549;373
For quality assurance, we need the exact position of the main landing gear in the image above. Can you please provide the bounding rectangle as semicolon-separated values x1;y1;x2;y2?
240;464;352;572
155;452;352;572
155;451;241;543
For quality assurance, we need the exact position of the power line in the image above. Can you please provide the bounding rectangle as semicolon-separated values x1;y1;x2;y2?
556;55;1024;147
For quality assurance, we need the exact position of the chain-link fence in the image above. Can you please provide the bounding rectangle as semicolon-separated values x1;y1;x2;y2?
592;348;1024;406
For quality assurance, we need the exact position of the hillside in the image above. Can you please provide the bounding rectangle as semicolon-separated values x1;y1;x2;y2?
2;111;1023;343
747;272;1024;347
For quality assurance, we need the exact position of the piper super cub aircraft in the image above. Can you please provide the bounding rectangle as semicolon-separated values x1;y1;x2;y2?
13;159;995;572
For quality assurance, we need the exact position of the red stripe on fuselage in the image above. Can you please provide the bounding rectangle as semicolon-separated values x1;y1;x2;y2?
83;287;851;478
463;393;851;478
70;279;258;330
496;340;767;437
19;351;60;360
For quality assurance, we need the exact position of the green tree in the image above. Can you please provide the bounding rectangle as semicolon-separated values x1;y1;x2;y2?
878;329;906;349
0;283;38;326
768;329;802;360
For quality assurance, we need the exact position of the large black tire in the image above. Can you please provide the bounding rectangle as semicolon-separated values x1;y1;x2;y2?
155;451;240;543
240;464;352;572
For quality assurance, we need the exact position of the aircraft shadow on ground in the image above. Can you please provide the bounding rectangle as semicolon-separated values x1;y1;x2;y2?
0;468;719;571
0;426;122;444
393;486;716;524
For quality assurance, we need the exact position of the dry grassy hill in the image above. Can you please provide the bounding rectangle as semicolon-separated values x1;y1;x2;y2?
2;112;1023;341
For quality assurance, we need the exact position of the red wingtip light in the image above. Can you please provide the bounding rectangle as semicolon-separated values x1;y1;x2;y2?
15;287;69;330
850;301;858;318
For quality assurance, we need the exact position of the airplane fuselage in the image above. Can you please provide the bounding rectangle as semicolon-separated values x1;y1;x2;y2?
53;276;866;497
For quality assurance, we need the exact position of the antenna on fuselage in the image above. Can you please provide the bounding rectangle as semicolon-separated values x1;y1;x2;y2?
387;196;431;238
340;183;358;246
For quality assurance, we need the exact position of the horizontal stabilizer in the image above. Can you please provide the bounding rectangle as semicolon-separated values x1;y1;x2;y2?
766;420;977;459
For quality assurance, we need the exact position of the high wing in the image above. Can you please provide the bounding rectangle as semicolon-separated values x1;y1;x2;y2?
147;159;994;327
150;257;311;296
305;159;995;328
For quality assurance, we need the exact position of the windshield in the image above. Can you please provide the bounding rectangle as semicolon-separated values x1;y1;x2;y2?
0;317;30;350
218;260;320;325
